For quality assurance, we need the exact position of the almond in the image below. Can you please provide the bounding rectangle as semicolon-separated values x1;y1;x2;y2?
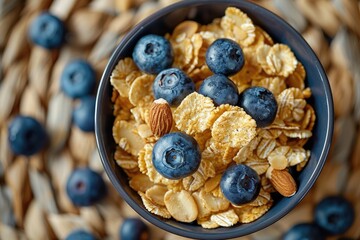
149;98;173;137
267;167;297;197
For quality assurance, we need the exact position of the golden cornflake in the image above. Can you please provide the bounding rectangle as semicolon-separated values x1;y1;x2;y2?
130;106;150;125
257;26;274;45
286;62;306;90
110;58;141;97
114;147;138;171
235;202;273;223
257;44;297;77
193;130;212;151
207;104;241;129
210;209;239;227
266;44;298;77
221;7;256;46
113;95;133;119
112;119;145;156
202;139;236;171
212;109;256;148
251;77;286;96
172;38;193;69
174;92;215;135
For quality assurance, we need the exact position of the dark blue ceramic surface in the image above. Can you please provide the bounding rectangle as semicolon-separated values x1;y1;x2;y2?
95;0;334;239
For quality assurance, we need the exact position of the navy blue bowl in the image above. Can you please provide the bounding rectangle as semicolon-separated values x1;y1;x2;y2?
95;0;334;239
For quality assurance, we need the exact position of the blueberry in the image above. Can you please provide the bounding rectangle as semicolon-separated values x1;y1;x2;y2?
206;38;244;76
66;167;107;206
238;86;278;128
314;196;355;235
60;60;96;99
153;68;195;106
73;96;96;132
199;74;239;106
132;34;173;74
8;115;47;156
152;132;201;179
220;164;260;205
283;223;325;240
65;230;97;240
28;12;65;49
119;218;149;240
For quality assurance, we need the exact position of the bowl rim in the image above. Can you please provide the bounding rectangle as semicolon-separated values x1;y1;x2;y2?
95;0;334;238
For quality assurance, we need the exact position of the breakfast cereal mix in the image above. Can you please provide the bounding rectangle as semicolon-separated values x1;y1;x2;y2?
110;6;316;228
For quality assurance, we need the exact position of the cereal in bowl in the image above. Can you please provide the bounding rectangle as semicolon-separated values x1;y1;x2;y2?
110;7;315;228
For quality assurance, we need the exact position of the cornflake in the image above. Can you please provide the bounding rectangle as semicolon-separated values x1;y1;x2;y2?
221;7;256;46
235;202;273;223
110;6;315;229
212;109;256;148
110;58;141;97
174;92;215;135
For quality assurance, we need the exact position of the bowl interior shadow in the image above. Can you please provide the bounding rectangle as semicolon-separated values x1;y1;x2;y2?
95;0;333;239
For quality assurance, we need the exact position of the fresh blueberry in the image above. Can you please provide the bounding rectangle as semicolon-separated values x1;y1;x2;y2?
206;38;244;76
73;96;96;132
153;68;195;106
199;74;239;106
283;223;325;240
220;164;260;205
28;12;65;49
8;115;47;156
65;229;97;240
60;60;96;99
66;167;107;207
132;34;173;74
314;196;355;235
152;132;201;179
119;218;149;240
238;86;278;128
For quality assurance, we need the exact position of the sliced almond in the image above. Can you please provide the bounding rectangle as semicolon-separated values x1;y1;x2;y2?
266;167;297;197
149;98;173;137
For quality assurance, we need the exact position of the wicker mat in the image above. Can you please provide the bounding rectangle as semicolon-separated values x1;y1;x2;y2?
0;0;359;239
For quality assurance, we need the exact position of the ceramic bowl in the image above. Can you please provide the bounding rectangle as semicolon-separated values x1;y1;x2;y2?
95;0;334;238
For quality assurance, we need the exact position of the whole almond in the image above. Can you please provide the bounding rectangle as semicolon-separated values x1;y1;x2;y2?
267;168;297;197
149;98;173;137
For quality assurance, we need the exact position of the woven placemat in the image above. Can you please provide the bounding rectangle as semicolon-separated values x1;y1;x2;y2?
0;0;359;239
